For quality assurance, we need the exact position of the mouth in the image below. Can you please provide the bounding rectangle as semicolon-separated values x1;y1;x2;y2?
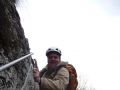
48;61;58;64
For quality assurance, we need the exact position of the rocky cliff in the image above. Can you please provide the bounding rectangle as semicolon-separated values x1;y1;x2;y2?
0;0;39;90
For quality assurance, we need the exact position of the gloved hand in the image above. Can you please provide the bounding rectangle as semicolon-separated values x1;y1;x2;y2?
32;59;38;68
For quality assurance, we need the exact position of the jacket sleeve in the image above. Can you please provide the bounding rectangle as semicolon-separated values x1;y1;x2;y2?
40;67;69;90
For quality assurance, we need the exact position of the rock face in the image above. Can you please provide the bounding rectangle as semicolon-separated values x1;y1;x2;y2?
0;0;39;90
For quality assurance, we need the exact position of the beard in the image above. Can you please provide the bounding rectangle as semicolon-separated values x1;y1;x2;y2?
48;61;59;69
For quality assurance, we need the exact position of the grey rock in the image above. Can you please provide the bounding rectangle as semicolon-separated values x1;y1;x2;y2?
0;0;39;90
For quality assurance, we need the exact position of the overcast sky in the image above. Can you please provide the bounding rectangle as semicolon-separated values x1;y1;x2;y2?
17;0;120;90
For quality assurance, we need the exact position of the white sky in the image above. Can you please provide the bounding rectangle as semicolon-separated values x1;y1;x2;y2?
17;0;120;90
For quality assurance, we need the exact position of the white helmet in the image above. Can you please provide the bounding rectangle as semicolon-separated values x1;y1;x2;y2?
46;47;62;56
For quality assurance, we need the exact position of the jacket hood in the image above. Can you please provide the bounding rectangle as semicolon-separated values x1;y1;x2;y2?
56;61;68;67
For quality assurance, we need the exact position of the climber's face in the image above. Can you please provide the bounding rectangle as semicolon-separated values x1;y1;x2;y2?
47;53;60;69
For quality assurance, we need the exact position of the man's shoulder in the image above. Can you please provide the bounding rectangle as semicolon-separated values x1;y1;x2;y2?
58;66;68;72
56;66;69;77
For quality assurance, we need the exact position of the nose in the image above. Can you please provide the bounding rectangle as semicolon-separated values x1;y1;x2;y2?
50;56;56;60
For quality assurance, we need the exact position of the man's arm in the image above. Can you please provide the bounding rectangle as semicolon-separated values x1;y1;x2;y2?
33;68;40;83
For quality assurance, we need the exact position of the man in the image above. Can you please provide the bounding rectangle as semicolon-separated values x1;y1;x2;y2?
33;47;69;90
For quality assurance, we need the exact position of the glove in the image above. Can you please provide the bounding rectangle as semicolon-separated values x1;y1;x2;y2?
32;59;38;68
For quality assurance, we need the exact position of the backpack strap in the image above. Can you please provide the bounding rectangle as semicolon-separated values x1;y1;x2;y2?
40;68;47;77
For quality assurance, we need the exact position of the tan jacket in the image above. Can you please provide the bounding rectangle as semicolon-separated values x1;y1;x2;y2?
40;62;69;90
